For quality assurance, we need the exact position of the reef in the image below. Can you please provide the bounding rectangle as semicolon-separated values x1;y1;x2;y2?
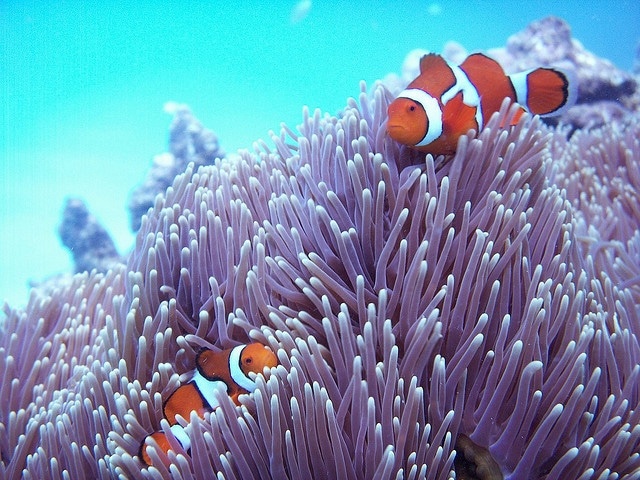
2;17;640;480
487;16;639;130
58;197;124;274
128;102;225;232
52;103;225;277
28;198;124;300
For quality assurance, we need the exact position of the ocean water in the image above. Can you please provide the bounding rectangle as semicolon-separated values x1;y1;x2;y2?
1;0;639;308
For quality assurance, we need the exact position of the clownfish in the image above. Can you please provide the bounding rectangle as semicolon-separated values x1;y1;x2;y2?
140;343;278;466
387;53;576;155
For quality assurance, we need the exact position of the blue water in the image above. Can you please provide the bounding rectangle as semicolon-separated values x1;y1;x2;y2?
1;0;639;308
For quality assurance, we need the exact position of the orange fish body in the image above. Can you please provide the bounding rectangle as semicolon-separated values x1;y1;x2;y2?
140;343;278;466
387;53;576;155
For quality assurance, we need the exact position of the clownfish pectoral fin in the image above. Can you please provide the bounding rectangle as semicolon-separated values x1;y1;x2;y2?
499;105;528;128
443;91;479;136
509;67;577;117
140;424;191;467
141;431;173;466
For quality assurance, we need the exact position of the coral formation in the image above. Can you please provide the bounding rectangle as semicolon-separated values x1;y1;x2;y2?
28;198;124;300
128;103;225;232
488;16;637;103
2;17;640;480
58;197;123;273
488;16;639;130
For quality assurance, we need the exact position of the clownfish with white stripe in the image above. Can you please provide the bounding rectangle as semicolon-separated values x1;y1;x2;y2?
140;343;278;466
387;53;576;155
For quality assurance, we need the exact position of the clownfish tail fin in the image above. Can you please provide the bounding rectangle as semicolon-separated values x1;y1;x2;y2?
509;66;577;117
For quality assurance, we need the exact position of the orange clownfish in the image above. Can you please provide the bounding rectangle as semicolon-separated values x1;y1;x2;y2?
387;53;576;156
140;343;278;466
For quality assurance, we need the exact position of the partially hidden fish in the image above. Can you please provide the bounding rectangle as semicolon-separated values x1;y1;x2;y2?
387;52;576;155
140;343;278;466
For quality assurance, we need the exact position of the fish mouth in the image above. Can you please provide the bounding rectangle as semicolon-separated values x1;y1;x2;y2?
386;123;409;141
386;123;406;135
386;122;404;131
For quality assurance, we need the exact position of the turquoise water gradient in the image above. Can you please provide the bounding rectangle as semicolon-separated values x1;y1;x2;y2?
1;1;639;308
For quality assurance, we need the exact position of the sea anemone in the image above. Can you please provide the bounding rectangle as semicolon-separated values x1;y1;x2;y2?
2;80;639;479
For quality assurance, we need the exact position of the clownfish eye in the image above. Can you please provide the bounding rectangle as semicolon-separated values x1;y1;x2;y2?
245;357;253;364
410;105;415;111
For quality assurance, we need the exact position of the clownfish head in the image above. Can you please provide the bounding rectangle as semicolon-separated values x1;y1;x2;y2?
387;97;428;146
387;89;443;149
239;343;278;376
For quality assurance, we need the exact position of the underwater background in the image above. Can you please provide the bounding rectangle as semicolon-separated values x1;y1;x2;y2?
3;1;640;478
1;0;639;308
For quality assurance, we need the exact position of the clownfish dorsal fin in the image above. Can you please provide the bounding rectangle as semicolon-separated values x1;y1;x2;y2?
459;53;504;74
412;53;457;98
419;53;448;74
459;53;518;119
